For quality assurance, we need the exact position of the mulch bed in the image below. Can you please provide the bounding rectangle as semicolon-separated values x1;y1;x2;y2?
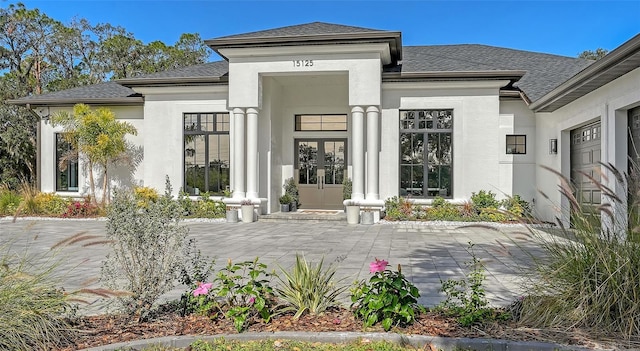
58;307;609;350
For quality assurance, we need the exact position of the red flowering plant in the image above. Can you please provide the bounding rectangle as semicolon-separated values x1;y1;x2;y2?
350;258;424;331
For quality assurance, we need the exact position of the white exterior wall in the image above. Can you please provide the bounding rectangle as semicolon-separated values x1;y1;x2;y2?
499;100;537;205
40;105;144;197
136;86;230;195
380;81;512;203
535;67;640;223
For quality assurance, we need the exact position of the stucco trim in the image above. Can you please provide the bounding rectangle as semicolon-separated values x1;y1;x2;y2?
7;97;143;107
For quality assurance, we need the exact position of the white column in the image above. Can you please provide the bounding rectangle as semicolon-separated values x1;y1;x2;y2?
351;106;365;200
232;108;246;198
246;107;259;199
366;106;380;200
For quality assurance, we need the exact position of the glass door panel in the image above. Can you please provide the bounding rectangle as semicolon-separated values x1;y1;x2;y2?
295;139;346;210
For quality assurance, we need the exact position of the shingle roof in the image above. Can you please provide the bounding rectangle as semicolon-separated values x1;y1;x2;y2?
214;22;388;40
9;81;141;105
124;61;228;80
390;44;593;102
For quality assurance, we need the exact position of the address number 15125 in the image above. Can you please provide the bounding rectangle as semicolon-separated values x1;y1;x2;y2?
292;60;314;67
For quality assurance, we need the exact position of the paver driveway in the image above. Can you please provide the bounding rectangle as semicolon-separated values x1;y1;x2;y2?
1;218;545;314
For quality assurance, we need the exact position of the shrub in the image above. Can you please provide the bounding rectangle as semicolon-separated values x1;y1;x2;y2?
517;164;640;340
14;181;40;215
101;177;189;321
275;254;348;318
213;257;275;332
384;196;414;221
35;192;70;216
342;177;352;200
501;194;531;218
0;243;75;349
0;187;21;215
133;186;159;208
62;197;102;218
278;193;292;205
470;190;500;210
426;197;460;221
438;242;505;326
351;258;424;331
179;240;217;316
283;177;300;206
193;193;226;218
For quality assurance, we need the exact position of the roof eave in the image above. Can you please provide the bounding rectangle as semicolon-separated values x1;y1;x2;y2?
207;31;403;63
530;33;640;113
118;76;227;87
7;97;144;107
383;70;526;81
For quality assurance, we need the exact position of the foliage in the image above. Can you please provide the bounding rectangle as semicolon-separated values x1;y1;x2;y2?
212;258;275;332
283;177;300;206
51;104;138;205
0;241;75;349
425;197;460;221
189;338;422;351
275;254;348;318
351;259;424;331
192;193;226;218
278;193;292;205
342;177;352;200
383;196;413;221
438;242;502;326
134;186;159;208
518;164;640;340
0;186;21;215
0;3;212;190
62;197;102;218
101;177;189;321
578;48;609;60
470;190;500;210
179;240;217;317
500;194;531;218
34;192;70;216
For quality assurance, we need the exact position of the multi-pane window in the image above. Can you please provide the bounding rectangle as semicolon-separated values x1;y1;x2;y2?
400;110;453;198
55;133;78;191
184;113;230;196
295;114;347;131
506;135;526;154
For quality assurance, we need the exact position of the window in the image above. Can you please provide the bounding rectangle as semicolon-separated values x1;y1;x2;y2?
184;113;230;196
295;114;347;131
400;110;453;198
506;135;526;154
55;133;78;191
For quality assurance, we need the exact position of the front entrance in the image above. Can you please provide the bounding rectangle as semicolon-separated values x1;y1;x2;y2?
295;139;346;210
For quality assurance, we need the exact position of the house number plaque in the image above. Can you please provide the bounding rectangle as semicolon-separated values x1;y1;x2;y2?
292;60;314;67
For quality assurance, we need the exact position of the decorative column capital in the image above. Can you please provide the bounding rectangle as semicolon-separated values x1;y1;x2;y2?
351;106;365;114
366;106;380;113
232;107;245;114
246;107;259;115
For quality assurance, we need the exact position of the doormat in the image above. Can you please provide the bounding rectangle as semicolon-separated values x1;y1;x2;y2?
297;210;341;215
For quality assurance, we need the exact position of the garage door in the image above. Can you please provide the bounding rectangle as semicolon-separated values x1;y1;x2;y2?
570;122;602;208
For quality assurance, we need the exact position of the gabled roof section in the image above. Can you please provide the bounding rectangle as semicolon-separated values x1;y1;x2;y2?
118;61;229;86
531;33;640;112
7;81;142;106
206;22;402;64
384;44;593;102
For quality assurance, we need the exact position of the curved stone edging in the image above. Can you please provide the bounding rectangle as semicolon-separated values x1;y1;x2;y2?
79;331;600;351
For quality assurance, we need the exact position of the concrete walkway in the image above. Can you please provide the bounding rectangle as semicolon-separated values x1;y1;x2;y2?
0;218;544;314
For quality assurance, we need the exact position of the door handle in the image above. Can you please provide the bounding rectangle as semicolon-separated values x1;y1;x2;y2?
321;176;325;189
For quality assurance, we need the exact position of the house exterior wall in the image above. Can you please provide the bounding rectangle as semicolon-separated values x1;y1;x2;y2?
380;81;513;203
535;67;640;223
41;105;144;198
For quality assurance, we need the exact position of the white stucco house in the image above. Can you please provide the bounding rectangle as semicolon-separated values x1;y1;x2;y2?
10;22;640;224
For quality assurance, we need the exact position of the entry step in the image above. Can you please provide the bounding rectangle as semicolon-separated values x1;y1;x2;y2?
259;210;347;223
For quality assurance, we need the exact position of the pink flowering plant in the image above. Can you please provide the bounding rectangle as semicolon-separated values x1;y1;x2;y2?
351;258;424;331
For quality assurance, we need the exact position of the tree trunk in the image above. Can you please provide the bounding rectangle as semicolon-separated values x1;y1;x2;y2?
88;160;97;205
101;167;108;206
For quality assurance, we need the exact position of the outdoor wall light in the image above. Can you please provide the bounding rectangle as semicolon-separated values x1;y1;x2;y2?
549;139;558;154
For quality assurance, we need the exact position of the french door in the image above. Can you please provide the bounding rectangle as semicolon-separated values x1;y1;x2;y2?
295;139;346;210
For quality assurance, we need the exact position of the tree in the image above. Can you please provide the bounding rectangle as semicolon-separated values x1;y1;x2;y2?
578;48;609;60
51;104;137;205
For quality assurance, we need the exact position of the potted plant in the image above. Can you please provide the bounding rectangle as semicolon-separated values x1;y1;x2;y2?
226;205;239;223
342;177;352;202
345;200;360;225
279;194;292;212
361;207;374;225
283;177;299;211
240;199;254;223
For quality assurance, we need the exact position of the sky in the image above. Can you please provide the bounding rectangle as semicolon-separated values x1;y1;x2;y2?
7;0;640;61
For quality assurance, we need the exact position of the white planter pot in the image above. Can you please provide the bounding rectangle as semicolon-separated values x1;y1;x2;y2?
226;209;238;223
346;205;360;224
361;211;374;225
241;205;254;223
